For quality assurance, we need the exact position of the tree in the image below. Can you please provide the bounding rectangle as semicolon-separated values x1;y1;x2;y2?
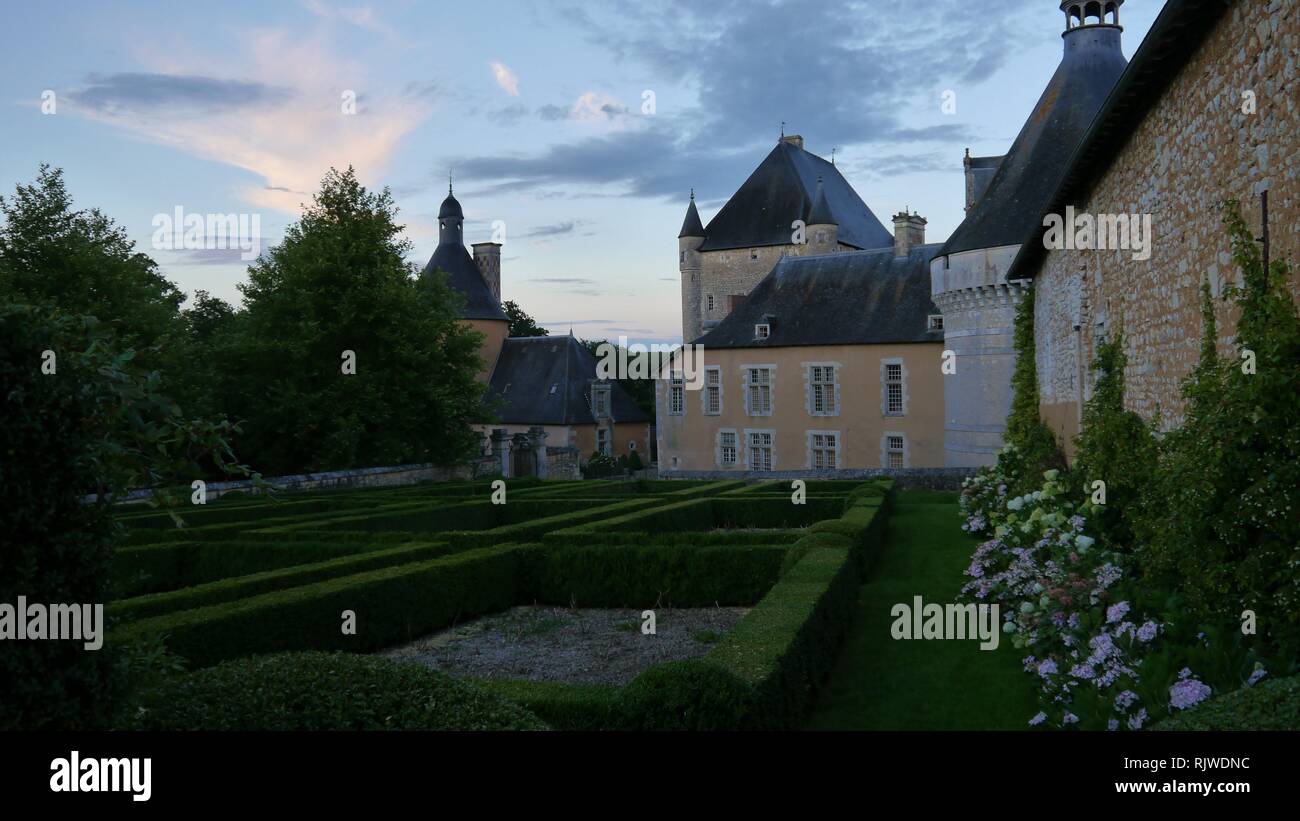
0;304;252;729
578;337;655;418
0;165;184;360
1001;286;1065;493
503;299;548;337
226;167;486;475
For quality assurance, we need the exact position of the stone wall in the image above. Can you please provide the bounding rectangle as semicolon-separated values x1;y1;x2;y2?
1035;0;1299;438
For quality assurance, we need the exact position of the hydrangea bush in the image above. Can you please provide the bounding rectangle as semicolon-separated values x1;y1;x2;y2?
960;452;1263;729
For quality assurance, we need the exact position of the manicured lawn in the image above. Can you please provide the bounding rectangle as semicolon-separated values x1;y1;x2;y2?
804;490;1038;730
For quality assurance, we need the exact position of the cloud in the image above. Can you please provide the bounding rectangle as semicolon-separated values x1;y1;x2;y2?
64;30;432;214
70;73;294;113
530;277;596;285
299;0;397;38
453;0;1033;201
489;61;519;96
520;221;581;238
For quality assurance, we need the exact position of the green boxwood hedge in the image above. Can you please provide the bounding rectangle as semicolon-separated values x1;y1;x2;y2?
517;542;788;608
126;652;547;730
111;538;395;597
113;543;525;667
1151;674;1300;731
109;541;451;622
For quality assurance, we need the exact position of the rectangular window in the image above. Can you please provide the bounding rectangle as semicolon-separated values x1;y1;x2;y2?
811;433;837;469
748;431;773;471
719;431;737;466
885;362;904;415
746;368;772;415
887;435;905;469
597;428;611;456
754;323;770;340
668;374;685;416
809;365;837;415
706;294;715;311
592;390;609;417
704;368;721;415
928;314;944;332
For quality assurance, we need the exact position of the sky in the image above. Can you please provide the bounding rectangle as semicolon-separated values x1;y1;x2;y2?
0;0;1163;345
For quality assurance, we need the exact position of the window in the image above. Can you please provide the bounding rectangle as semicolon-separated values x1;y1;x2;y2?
719;430;737;466
750;249;759;260
550;383;559;395
755;323;770;340
745;367;773;415
747;431;773;471
668;373;685;416
704;367;722;415
884;361;905;415
628;440;636;451
928;314;944;332
706;294;715;311
592;387;609;417
808;365;837;415
597;428;611;455
680;250;685;263
887;435;905;469
811;433;838;469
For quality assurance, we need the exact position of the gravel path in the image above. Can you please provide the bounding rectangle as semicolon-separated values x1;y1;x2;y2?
380;605;748;686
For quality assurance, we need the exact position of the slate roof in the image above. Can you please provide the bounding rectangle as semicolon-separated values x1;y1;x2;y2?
1007;0;1233;279
422;242;507;321
679;194;705;238
939;25;1128;257
697;140;893;252
486;335;651;425
696;244;944;348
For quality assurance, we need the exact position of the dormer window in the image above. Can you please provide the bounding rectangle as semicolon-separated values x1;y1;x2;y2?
755;323;771;340
549;383;558;394
750;249;759;260
928;315;944;332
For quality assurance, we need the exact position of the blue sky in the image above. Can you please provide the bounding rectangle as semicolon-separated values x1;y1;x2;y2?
0;0;1162;344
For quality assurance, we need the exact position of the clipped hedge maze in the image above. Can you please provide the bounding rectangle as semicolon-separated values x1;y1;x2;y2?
111;476;897;729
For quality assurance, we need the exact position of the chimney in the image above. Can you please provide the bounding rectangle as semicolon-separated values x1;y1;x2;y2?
892;211;927;257
471;242;502;302
779;134;804;150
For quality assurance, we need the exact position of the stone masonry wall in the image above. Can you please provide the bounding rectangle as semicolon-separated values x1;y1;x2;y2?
1036;0;1299;437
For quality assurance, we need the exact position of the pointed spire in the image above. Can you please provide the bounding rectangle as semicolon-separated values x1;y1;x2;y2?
678;190;705;238
808;175;835;226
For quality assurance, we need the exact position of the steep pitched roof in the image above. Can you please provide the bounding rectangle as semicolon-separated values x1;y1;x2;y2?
679;194;705;238
486;335;650;425
696;245;943;348
697;140;893;252
422;242;507;322
1007;0;1233;279
939;27;1128;257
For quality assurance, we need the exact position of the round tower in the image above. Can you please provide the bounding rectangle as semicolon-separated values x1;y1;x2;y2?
806;176;838;253
678;190;706;342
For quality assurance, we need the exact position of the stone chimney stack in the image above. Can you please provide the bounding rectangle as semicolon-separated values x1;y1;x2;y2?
471;242;502;302
780;134;804;150
892;211;927;257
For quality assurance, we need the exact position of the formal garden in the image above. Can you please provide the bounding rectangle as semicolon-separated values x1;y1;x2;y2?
106;478;896;730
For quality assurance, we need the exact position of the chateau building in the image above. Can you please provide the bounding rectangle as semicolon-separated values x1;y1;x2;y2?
929;0;1130;467
424;186;652;474
660;135;946;476
1010;0;1299;453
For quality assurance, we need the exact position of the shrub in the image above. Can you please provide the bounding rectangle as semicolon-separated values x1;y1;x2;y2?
618;659;755;730
476;679;621;731
114;543;524;667
518;543;786;607
1150;673;1300;731
1139;203;1300;649
1003;287;1066;494
127;652;547;730
110;541;451;621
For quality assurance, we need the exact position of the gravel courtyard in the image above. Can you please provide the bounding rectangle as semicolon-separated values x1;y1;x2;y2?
380;605;748;685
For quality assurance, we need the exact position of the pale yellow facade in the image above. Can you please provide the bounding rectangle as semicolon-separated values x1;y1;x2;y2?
656;342;945;474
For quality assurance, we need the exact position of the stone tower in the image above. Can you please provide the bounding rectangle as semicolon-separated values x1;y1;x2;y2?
678;190;705;344
930;0;1127;467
